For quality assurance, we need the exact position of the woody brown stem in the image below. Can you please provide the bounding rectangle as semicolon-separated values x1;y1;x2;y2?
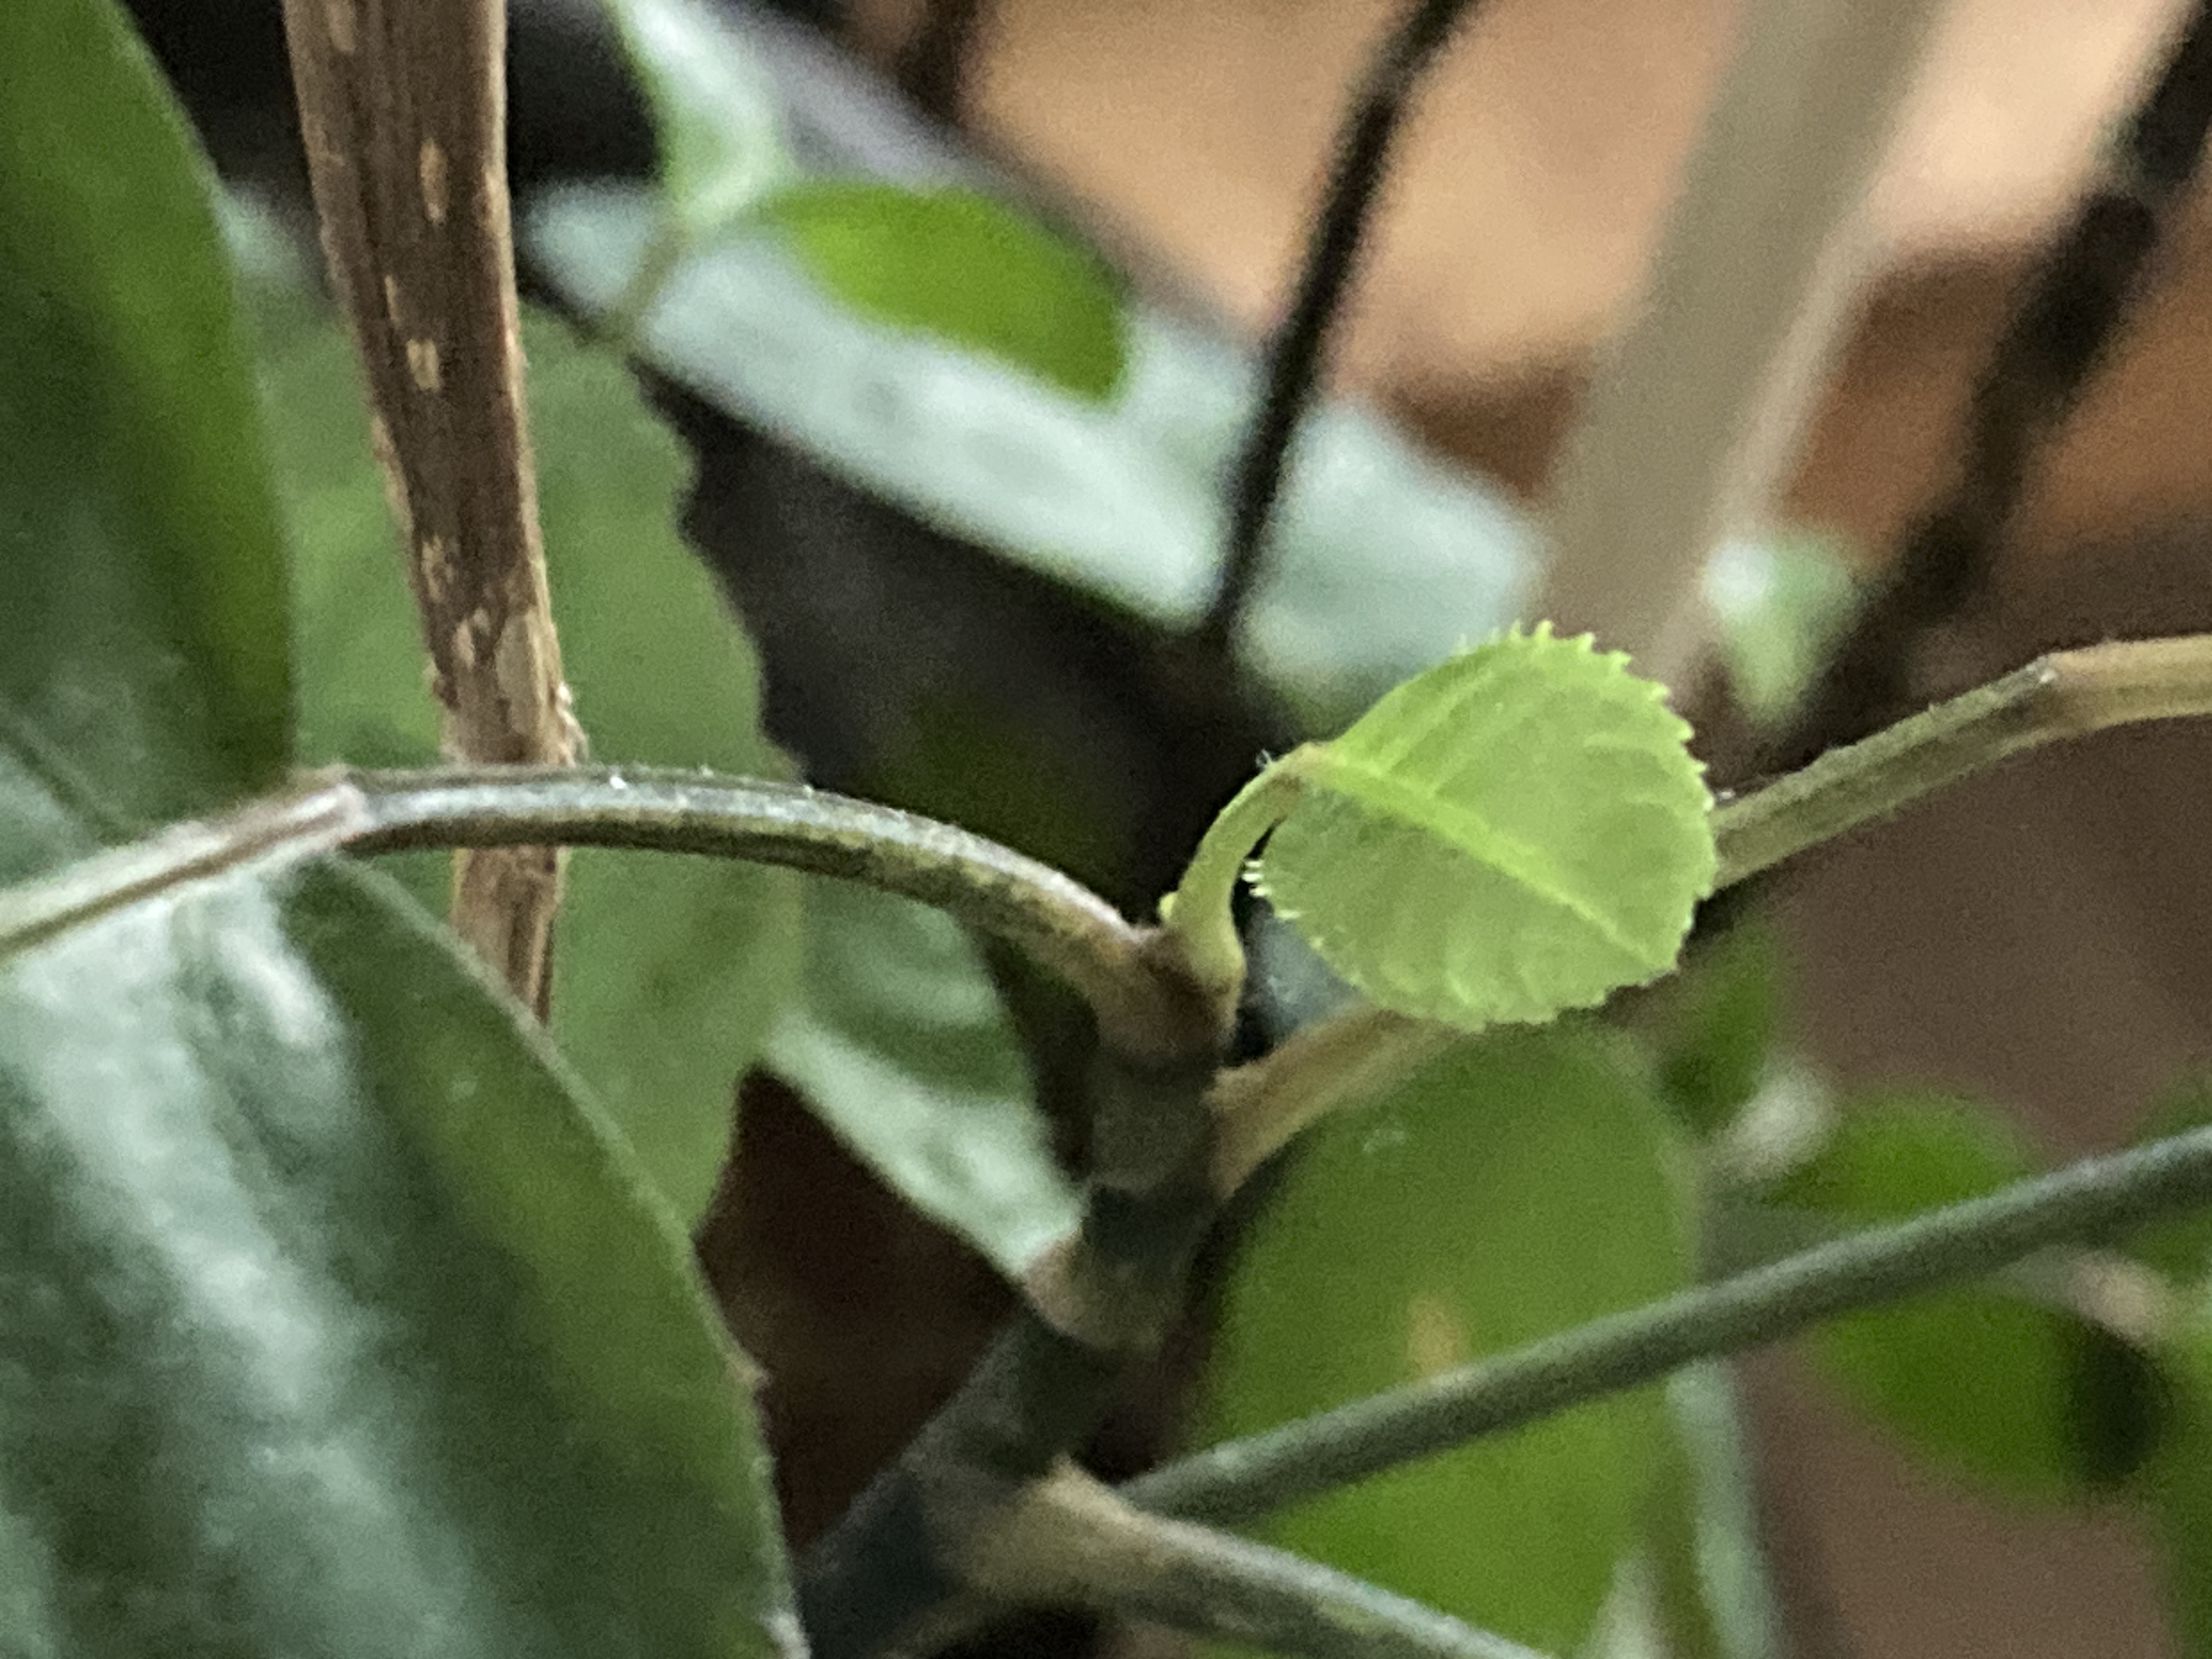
278;0;579;1015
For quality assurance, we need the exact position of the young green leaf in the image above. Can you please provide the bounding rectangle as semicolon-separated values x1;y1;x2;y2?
766;881;1080;1278
1194;1027;1695;1654
253;280;800;1223
759;181;1128;402
1254;627;1716;1031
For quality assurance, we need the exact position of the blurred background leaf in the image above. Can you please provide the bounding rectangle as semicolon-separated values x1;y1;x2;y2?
1762;1093;2162;1499
763;181;1127;400
765;880;1080;1278
1194;1026;1696;1653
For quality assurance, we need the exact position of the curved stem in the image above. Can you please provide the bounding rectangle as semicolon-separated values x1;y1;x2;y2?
0;764;1210;1066
1126;1120;2212;1525
1195;0;1494;652
1161;755;1308;1013
353;764;1217;1064
964;1468;1551;1659
1713;634;2212;888
1209;1005;1451;1195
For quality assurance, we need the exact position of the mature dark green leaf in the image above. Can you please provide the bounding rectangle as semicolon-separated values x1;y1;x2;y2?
1254;628;1716;1031
761;182;1127;402
1196;1028;1695;1653
523;187;1534;729
2145;1316;2212;1658
1;0;797;1645
766;881;1079;1277
1652;924;1786;1141
0;0;289;855
254;286;801;1223
0;861;799;1658
1767;1094;2160;1498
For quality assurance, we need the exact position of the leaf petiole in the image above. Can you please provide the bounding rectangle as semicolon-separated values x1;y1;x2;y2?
1158;752;1312;1008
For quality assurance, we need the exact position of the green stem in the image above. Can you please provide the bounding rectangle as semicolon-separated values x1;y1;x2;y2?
966;1469;1550;1659
1713;635;2212;887
1209;1005;1453;1194
1123;1121;2212;1525
0;765;1207;1065
1160;752;1309;1009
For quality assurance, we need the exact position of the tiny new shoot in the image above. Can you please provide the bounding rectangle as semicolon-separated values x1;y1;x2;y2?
1164;625;1718;1034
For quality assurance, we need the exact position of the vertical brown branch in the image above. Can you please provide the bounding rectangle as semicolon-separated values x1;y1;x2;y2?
278;0;580;1014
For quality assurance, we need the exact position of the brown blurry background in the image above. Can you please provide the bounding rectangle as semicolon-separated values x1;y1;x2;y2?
830;1;2212;1652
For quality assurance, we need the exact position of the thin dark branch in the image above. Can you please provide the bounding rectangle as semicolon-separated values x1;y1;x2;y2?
1194;0;1493;652
1124;1121;2212;1525
1764;0;2212;774
897;0;989;125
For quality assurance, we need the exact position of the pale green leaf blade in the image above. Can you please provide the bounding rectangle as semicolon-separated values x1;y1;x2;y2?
256;280;799;1223
759;182;1127;402
599;0;788;232
1195;1028;1695;1654
766;881;1080;1278
525;185;1534;728
1256;627;1716;1030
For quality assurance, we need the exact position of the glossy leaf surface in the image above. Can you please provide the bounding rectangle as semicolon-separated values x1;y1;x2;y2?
766;881;1079;1277
0;861;798;1659
0;0;289;851
0;1;797;1646
256;284;800;1222
1767;1094;2160;1498
1256;628;1716;1030
1197;1028;1694;1654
